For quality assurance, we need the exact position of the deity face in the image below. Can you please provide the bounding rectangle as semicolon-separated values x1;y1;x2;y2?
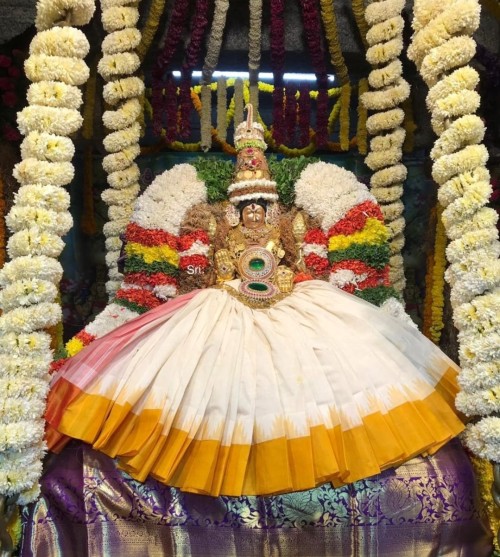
241;203;266;229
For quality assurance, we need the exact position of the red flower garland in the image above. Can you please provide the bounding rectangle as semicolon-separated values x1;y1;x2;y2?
304;252;330;274
124;272;178;289
179;0;213;139
115;287;163;309
178;230;210;251
304;228;327;245
270;0;285;144
298;0;329;147
75;330;97;346
152;0;192;137
293;272;313;283
327;201;383;237
179;254;210;271
330;260;390;293
126;222;179;249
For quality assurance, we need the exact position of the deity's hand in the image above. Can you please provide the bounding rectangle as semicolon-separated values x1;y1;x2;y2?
214;249;235;282
275;265;295;293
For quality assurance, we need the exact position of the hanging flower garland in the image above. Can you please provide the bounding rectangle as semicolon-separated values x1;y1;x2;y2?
136;0;167;62
0;0;95;506
0;175;5;270
200;0;230;150
99;0;145;296
422;204;446;343
360;0;410;294
248;0;263;105
270;0;285;144
179;0;213;139
357;78;368;155
408;0;500;465
298;0;329;147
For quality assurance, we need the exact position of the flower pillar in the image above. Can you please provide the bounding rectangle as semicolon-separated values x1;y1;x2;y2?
0;0;95;505
361;0;410;294
99;0;145;296
408;0;500;464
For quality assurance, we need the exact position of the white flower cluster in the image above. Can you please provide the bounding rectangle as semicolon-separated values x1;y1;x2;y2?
0;1;94;504
98;0;144;295
132;164;207;234
360;0;410;293
294;162;375;232
409;0;500;461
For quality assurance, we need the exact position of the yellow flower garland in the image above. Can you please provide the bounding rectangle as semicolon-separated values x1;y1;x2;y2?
0;174;5;271
137;0;166;62
351;0;369;49
319;0;349;84
357;79;368;155
425;205;446;343
339;82;351;151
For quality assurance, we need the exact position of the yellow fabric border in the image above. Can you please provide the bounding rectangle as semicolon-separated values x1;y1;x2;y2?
52;367;463;496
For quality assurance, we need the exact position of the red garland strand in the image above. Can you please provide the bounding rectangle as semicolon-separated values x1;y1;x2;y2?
164;74;178;142
178;230;210;251
270;0;285;144
327;201;383;237
284;85;297;146
298;0;329;147
298;84;311;147
125;222;179;249
152;0;192;137
179;0;213;139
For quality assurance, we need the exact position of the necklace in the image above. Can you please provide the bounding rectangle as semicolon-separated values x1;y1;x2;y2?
240;225;271;243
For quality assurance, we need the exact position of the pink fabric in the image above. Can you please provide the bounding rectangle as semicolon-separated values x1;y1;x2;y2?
51;291;200;391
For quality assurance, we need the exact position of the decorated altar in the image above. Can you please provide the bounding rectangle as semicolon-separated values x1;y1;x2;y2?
0;0;499;555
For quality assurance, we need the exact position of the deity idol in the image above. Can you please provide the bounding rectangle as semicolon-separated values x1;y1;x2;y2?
23;106;491;556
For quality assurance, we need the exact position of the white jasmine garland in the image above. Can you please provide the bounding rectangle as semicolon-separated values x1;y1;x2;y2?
370;184;403;203
30;27;90;58
459;362;500;392
366;108;404;135
103;76;145;105
366;16;404;46
368;59;402;89
295;162;375;232
370;127;405;152
101;0;137;7
132;164;207;234
0;354;52;378
432;90;480;123
431;115;485;160
152;285;177;300
454;288;500;330
366;37;403;66
0;256;63;287
6;206;72;236
103;122;141;152
106;163;140;189
303;244;328;258
35;0;95;30
102;28;141;54
7;229;65;259
446;228;499;263
0;421;45;452
27;81;83;110
439;167;491;203
83;302;141;339
426;66;479;111
464;418;500;462
419;37;477;87
441;181;492;224
108;205;134;222
361;78;410;111
0;302;62;334
105;236;123;251
15;184;70;211
98;52;140;81
25;54;90;86
101;6;139;32
18;105;83;136
103;98;141;130
13;158;75;187
365;148;402;171
371;163;407;188
21;132;75;162
364;0;405;25
103;218;129;237
0;447;45;499
431;146;488;185
101;183;140;205
0;331;52;355
179;241;210;258
102;144;140;173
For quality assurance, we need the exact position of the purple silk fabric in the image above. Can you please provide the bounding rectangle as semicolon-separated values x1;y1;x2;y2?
22;439;492;556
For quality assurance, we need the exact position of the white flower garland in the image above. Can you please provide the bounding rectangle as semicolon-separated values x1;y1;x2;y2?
27;81;83;109
98;0;144;296
409;0;500;462
361;0;409;292
0;0;94;504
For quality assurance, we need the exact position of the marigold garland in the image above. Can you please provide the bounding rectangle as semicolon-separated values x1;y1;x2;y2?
357;79;368;155
136;0;166;62
319;0;349;84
